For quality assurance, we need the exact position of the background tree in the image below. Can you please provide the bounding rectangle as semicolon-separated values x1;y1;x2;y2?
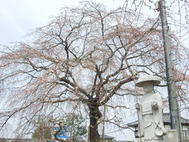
32;124;52;141
64;114;87;142
0;2;189;142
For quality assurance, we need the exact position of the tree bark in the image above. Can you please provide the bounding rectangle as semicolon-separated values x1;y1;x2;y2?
88;98;102;142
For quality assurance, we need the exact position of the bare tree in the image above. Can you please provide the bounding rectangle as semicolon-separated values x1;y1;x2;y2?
0;2;188;142
123;0;189;47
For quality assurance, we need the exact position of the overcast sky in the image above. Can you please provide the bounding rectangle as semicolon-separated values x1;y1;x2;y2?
0;0;126;45
2;0;187;46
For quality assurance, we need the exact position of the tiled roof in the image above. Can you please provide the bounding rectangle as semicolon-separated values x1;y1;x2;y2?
100;135;115;139
66;137;85;141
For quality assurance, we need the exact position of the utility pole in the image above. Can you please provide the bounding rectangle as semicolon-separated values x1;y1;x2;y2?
159;0;182;142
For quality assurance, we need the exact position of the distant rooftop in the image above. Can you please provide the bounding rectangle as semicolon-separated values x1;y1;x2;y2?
100;135;115;139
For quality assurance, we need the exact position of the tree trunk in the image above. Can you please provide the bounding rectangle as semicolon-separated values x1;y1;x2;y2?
88;99;102;142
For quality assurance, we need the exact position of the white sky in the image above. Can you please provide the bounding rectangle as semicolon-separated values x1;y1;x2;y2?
0;0;126;45
1;0;187;46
